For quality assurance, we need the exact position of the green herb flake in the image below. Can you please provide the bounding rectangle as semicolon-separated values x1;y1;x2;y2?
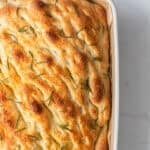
7;57;10;70
82;79;92;92
93;57;103;62
18;26;35;35
89;118;98;130
15;127;26;133
8;34;17;42
14;114;21;129
58;124;71;131
45;91;54;106
60;30;74;38
66;68;74;82
29;51;34;71
50;135;60;145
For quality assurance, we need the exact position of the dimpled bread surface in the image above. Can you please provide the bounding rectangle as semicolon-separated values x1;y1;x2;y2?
0;0;111;149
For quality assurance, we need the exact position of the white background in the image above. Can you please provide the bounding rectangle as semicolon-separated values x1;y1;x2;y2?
115;0;150;150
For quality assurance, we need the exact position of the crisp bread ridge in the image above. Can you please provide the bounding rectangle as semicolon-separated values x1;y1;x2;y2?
0;0;111;149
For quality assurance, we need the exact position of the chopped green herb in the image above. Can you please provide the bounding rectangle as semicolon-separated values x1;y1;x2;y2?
93;57;103;62
82;79;91;92
7;57;10;70
14;114;21;129
16;7;24;20
45;91;54;106
90;118;98;130
8;34;17;42
18;26;36;35
66;68;74;82
15;127;26;133
50;135;60;145
60;30;74;38
29;51;34;71
58;124;71;131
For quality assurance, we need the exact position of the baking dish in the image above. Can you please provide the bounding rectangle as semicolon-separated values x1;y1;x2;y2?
93;0;119;150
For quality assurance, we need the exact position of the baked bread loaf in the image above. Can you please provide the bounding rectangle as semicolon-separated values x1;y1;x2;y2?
0;0;111;149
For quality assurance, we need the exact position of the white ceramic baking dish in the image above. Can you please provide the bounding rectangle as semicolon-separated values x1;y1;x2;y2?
93;0;119;150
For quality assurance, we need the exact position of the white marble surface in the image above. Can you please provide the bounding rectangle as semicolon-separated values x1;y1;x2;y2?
115;0;150;150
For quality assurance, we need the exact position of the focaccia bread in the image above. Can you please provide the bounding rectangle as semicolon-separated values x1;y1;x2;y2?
0;0;111;149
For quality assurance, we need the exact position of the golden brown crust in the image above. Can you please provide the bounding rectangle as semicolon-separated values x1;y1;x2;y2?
0;0;111;149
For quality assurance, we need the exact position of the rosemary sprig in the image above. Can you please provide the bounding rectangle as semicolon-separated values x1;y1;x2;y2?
45;91;54;106
15;127;26;133
8;34;17;42
28;51;34;71
16;7;24;20
19;26;35;35
14;114;21;129
60;30;74;38
7;57;10;70
50;135;60;145
58;124;71;131
82;79;92;92
66;68;74;82
90;118;98;130
93;56;103;62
